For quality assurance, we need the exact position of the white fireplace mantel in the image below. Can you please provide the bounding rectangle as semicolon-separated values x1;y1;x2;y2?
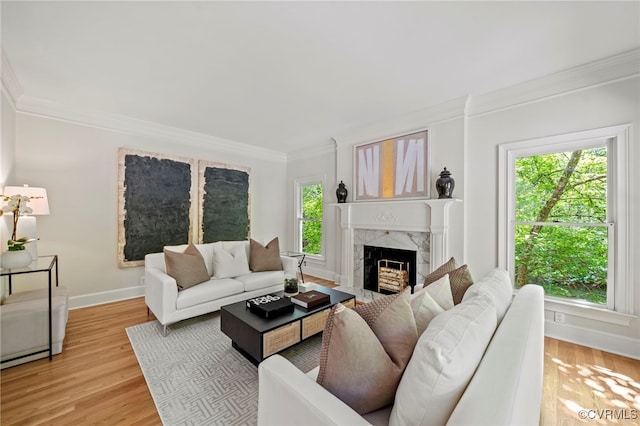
333;198;462;286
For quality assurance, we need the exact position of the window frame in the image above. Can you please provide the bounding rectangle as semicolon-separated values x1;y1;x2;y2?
294;175;326;261
498;125;632;320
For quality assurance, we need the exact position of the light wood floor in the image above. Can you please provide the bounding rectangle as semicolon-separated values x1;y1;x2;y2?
2;276;638;425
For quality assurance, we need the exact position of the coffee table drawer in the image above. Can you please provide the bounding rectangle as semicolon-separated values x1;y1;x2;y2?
343;298;355;309
263;321;300;357
301;309;330;339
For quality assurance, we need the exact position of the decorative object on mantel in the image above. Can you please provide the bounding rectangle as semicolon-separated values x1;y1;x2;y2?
336;181;348;203
436;167;455;199
0;185;49;268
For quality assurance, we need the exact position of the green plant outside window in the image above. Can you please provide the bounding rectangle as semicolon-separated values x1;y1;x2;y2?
514;147;608;304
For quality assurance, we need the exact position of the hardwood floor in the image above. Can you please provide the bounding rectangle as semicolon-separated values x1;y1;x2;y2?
2;276;638;425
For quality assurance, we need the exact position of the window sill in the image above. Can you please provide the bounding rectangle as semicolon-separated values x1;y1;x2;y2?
544;297;637;326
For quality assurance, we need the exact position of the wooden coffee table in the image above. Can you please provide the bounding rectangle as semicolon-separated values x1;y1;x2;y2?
220;285;355;364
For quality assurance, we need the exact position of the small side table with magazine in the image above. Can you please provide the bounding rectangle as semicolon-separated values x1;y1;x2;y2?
220;285;355;365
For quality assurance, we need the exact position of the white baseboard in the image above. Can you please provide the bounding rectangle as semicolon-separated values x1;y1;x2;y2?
69;286;145;310
300;266;336;283
545;320;640;360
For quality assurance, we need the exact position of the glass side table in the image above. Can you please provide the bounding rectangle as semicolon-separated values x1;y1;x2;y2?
1;255;59;362
280;251;306;283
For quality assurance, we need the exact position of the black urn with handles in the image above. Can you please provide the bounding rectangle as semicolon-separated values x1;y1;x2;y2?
435;167;455;199
336;181;348;203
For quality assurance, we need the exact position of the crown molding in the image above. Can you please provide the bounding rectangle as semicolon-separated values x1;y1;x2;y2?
15;95;287;162
1;50;23;107
287;141;336;162
332;96;467;147
467;48;640;118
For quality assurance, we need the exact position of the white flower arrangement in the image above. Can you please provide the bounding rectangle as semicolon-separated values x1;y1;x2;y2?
0;194;40;251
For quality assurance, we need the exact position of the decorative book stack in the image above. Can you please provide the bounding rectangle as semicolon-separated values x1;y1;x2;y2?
246;294;294;319
290;290;330;309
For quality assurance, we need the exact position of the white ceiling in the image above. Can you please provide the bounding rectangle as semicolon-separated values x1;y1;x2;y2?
2;1;639;154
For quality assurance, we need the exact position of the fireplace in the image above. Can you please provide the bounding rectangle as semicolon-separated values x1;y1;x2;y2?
335;199;461;288
364;245;417;294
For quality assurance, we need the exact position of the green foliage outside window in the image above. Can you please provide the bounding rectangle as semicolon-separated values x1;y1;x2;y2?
301;183;323;255
515;147;608;304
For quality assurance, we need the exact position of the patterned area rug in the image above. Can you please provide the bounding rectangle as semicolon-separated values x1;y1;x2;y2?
126;312;322;426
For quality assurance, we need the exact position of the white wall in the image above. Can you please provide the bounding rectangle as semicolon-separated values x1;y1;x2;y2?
1;88;16;300
12;113;288;308
466;76;640;358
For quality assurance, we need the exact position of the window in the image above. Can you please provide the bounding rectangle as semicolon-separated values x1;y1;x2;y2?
295;177;324;259
499;125;630;314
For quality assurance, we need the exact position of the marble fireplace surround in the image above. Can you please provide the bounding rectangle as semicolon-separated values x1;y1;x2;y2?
335;199;460;288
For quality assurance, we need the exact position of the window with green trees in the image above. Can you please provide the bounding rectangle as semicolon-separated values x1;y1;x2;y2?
514;146;609;304
298;182;323;256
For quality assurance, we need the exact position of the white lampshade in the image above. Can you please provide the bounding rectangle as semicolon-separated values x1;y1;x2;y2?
2;185;49;215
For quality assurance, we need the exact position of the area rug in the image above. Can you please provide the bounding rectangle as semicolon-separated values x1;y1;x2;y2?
126;312;322;426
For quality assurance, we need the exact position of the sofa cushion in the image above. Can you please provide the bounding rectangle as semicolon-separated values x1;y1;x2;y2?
423;257;474;304
234;270;285;292
164;244;210;291
164;243;214;276
249;237;283;272
212;244;251;279
410;274;453;335
462;267;513;323
175;278;244;310
448;264;474;304
316;293;418;414
389;296;498;426
423;256;458;286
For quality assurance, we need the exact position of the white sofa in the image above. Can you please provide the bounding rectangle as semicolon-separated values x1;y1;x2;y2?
258;269;544;426
1;286;69;369
145;240;298;333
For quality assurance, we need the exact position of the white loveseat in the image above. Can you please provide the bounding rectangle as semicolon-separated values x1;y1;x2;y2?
258;269;544;426
145;240;297;333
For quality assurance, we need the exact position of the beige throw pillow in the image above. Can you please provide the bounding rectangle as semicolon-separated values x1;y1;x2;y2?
316;293;419;414
164;244;210;291
448;264;474;304
249;237;283;272
424;258;474;305
423;257;459;286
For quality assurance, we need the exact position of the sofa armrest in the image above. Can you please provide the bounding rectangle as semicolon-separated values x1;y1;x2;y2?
280;255;298;277
447;284;544;426
258;355;371;426
145;254;179;326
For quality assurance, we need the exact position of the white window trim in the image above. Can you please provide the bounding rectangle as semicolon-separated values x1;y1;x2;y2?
294;175;326;262
498;124;633;321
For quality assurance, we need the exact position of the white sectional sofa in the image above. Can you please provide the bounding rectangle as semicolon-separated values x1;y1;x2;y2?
258;269;544;426
1;286;69;369
145;240;297;334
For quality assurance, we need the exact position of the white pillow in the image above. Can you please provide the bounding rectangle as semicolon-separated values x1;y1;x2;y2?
212;244;250;279
390;296;498;426
410;275;454;335
411;274;454;310
462;267;513;323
